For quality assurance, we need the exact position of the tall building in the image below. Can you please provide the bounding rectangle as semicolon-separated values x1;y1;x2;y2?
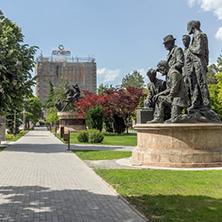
34;46;97;104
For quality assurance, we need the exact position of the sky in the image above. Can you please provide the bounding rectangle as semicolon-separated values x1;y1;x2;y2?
1;0;222;88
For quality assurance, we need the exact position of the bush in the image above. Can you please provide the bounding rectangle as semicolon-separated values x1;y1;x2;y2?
104;117;113;132
88;129;104;143
85;105;104;131
77;130;89;142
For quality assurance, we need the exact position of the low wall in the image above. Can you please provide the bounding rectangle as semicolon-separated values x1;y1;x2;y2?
131;123;222;168
57;111;86;133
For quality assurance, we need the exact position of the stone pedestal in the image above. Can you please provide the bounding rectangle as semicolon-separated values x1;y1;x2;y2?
136;108;154;124
131;123;222;168
57;111;86;133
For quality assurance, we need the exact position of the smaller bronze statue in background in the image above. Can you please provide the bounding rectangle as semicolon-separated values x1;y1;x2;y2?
55;83;82;112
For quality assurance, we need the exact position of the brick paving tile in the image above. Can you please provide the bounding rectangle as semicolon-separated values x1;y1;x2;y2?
0;128;147;222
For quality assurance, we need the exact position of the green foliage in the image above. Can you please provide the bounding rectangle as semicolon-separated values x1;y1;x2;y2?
88;129;104;143
208;72;222;119
104;115;126;134
44;81;55;109
207;53;222;85
72;150;132;160
139;96;144;107
6;109;22;134
121;70;144;88
85;105;104;131
207;64;218;85
113;114;126;134
77;130;89;142
97;84;114;95
208;83;222;119
24;96;42;124
104;117;113;132
0;10;38;112
45;107;59;125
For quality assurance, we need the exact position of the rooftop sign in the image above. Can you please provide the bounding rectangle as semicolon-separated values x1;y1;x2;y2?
52;45;71;56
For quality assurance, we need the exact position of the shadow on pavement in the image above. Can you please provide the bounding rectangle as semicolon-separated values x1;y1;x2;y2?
3;144;68;154
0;185;145;222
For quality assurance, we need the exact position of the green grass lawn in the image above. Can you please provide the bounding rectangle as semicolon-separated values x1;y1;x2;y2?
56;132;137;146
95;169;222;222
72;150;132;160
6;131;29;141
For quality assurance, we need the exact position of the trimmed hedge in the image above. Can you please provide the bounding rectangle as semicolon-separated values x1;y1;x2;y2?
77;130;89;142
77;129;104;143
88;129;104;143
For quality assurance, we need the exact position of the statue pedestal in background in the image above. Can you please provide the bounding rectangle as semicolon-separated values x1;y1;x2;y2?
136;108;154;124
57;111;86;133
131;123;222;168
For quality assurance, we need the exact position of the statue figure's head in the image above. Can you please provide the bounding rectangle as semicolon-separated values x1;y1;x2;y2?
163;35;176;51
147;68;157;83
187;20;200;34
182;34;191;47
156;60;169;76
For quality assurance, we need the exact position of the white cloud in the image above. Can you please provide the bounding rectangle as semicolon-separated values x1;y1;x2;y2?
97;68;121;83
188;0;222;40
188;0;222;19
188;0;196;7
198;0;222;19
215;26;222;40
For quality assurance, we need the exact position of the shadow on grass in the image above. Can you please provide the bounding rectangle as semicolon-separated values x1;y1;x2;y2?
126;194;222;222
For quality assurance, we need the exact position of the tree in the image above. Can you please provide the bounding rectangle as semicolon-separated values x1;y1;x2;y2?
76;87;144;134
0;10;38;112
97;84;114;95
45;107;59;126
44;81;55;109
121;70;144;88
6;107;22;134
24;96;42;128
76;91;109;116
115;86;144;133
85;105;104;131
207;53;222;85
44;78;70;125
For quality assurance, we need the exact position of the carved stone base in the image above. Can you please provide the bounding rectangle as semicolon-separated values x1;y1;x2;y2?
131;123;222;168
57;111;86;133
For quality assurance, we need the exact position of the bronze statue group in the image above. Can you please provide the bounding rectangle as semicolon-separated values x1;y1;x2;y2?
145;20;221;123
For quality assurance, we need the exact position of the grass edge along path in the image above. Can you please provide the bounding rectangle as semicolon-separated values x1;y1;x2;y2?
56;132;137;146
95;169;222;222
72;150;132;160
6;131;29;142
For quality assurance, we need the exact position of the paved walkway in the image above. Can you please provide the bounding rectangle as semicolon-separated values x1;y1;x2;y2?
0;128;146;222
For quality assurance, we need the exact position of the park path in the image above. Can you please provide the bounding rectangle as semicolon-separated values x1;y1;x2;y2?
0;128;146;222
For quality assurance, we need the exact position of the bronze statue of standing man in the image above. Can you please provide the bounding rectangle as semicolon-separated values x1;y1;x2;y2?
186;20;211;112
163;34;184;73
